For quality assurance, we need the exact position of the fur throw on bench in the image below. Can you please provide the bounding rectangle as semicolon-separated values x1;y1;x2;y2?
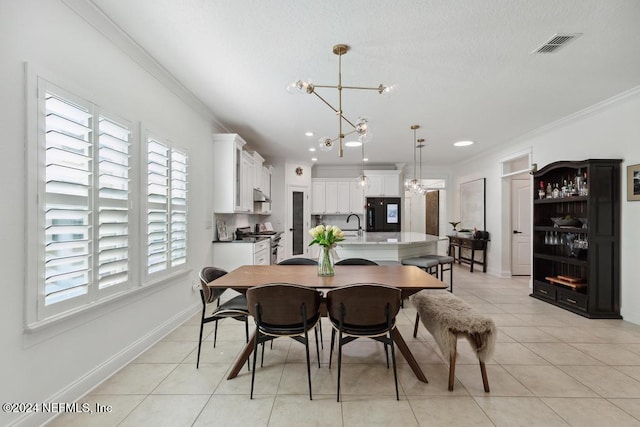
410;291;496;362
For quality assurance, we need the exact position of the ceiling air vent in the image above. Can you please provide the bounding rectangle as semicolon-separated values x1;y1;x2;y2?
532;33;582;54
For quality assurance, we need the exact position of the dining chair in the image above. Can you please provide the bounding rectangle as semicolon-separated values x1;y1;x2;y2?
335;258;378;265
246;283;323;400
278;256;325;347
277;257;317;265
197;267;250;369
326;283;402;401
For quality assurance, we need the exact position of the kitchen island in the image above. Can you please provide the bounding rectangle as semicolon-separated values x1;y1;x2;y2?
334;232;447;262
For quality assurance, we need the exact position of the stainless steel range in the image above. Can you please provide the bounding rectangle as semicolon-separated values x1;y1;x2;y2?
235;227;283;264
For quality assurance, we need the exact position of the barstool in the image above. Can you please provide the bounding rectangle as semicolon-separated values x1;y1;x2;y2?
401;257;439;275
411;254;455;338
420;254;454;293
401;257;439;310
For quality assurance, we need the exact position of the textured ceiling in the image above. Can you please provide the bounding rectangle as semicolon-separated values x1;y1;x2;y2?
88;0;640;166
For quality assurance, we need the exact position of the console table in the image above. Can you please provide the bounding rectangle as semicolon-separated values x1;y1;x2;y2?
447;236;488;273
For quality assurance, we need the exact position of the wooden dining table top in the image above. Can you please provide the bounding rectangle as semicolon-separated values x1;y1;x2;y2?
208;264;447;294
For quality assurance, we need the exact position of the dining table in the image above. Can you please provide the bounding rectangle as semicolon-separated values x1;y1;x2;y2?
207;264;448;383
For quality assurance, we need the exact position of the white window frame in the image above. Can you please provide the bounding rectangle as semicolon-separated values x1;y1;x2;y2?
143;130;189;284
25;75;189;329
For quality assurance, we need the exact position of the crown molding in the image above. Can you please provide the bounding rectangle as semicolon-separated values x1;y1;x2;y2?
453;85;640;169
61;0;227;129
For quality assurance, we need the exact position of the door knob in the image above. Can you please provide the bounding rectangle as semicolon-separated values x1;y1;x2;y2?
513;230;522;234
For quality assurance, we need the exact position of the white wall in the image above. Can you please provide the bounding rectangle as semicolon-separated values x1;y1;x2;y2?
0;2;219;425
449;89;640;323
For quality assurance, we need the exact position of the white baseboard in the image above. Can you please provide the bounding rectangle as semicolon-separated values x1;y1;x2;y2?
11;302;200;427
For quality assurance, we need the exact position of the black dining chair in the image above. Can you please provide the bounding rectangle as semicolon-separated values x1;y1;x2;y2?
197;267;250;369
246;283;323;400
326;283;402;401
278;257;317;265
335;258;378;265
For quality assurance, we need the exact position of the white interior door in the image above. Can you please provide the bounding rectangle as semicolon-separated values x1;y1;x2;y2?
511;178;532;275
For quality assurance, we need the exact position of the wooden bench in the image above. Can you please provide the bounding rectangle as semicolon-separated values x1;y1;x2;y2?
410;291;496;392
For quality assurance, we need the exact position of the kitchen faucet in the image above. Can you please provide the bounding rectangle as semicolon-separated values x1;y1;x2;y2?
346;214;362;236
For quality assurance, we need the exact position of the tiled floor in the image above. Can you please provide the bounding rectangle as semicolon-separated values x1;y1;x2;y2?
48;267;640;426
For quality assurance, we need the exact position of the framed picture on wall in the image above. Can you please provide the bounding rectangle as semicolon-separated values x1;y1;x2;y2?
460;178;486;231
216;220;231;241
628;164;640;201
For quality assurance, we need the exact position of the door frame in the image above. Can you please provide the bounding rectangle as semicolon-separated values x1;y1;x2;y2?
499;150;534;287
285;185;310;259
510;176;532;276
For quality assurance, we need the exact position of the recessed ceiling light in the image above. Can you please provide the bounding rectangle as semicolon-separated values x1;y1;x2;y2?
308;147;316;152
453;140;474;147
363;157;369;162
305;131;314;137
344;140;362;147
311;157;317;161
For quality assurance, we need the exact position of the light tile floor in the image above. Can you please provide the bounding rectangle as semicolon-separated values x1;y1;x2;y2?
48;267;640;426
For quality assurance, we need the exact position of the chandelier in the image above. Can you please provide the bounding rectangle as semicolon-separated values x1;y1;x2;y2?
287;44;393;157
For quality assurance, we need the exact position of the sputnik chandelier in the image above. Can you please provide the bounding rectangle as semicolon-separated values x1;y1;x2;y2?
287;44;394;157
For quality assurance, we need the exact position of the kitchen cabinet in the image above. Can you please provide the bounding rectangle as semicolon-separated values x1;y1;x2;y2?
240;151;254;212
350;180;365;213
337;181;351;213
311;179;364;214
530;159;621;318
212;239;270;272
212;133;249;213
247;151;272;215
364;170;402;197
312;181;326;214
252;151;264;192
255;165;272;215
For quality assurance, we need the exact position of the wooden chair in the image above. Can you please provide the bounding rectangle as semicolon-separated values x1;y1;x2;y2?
247;283;322;400
326;284;402;401
197;267;250;368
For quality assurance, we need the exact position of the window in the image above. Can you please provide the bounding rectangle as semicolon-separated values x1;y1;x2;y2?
145;136;188;277
29;78;189;325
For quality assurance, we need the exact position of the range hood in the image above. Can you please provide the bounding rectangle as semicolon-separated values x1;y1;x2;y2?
253;188;271;203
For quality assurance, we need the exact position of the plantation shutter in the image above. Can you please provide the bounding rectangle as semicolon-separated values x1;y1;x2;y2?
43;91;133;309
170;149;188;267
44;93;93;305
97;117;131;289
146;137;188;275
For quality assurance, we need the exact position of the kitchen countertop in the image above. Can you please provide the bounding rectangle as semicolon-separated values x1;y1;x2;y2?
339;232;446;245
212;236;271;243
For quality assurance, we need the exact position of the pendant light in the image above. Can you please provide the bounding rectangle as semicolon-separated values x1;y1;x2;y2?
357;136;370;188
416;138;426;194
404;125;421;192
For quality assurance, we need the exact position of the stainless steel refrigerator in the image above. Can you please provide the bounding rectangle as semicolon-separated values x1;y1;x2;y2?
366;197;401;232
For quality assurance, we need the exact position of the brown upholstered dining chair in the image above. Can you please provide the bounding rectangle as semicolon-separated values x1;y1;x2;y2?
326;283;402;401
277;257;317;265
197;267;250;369
278;256;324;347
246;283;322;400
335;258;378;265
